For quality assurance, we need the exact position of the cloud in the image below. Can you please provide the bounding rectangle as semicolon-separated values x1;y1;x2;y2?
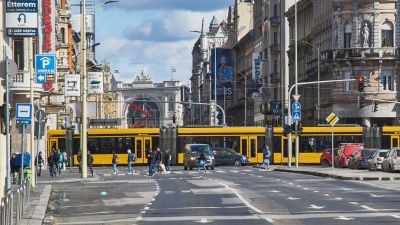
123;10;227;42
106;0;234;12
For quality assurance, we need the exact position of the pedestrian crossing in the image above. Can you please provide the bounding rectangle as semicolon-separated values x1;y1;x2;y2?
98;168;269;177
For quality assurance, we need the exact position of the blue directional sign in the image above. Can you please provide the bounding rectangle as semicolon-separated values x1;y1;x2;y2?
292;111;302;121
292;102;301;112
35;54;56;74
36;73;46;83
6;0;38;37
272;102;282;116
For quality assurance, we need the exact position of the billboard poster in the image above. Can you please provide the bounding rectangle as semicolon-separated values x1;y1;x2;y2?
211;48;233;100
87;72;103;94
65;74;80;97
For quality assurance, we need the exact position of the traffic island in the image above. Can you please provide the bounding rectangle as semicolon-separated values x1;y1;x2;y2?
273;166;400;181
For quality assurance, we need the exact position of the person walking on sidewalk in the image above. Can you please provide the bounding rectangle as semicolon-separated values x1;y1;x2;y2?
35;151;44;176
127;149;136;174
261;145;271;170
112;152;119;174
164;149;171;172
148;149;155;177
88;151;94;177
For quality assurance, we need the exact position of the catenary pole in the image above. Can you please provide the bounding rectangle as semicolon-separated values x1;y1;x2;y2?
81;0;88;178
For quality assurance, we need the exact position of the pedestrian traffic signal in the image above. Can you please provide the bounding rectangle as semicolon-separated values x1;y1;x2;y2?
357;76;365;92
373;101;378;112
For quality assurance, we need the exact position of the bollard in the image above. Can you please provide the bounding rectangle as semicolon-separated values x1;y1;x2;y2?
9;193;13;225
0;198;4;225
15;189;21;225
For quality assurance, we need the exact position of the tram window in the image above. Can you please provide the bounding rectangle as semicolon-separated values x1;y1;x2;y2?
88;139;100;153
136;140;142;158
73;139;80;155
145;139;151;151
272;136;281;154
152;137;159;150
258;136;265;153
116;138;133;154
242;139;248;156
393;138;399;147
225;137;240;153
381;136;391;149
101;138;116;154
58;138;66;152
250;139;256;158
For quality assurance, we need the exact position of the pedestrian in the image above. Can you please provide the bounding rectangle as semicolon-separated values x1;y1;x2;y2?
155;147;162;173
35;151;44;176
57;149;63;174
127;149;136;174
261;145;271;170
88;151;94;177
63;151;68;169
148;149;155;177
198;149;207;173
112;152;119;174
10;153;18;184
77;149;82;174
48;149;58;177
164;149;171;172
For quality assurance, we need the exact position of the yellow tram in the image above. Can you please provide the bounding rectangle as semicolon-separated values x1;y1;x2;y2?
47;126;400;165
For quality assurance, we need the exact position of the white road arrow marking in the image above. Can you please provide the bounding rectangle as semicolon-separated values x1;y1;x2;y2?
370;193;384;198
287;197;300;200
323;194;330;197
269;190;280;193
334;216;354;221
196;218;212;223
308;205;325;210
361;205;378;212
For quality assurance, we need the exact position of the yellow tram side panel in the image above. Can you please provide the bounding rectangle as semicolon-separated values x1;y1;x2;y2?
73;154;129;166
48;128;160;136
178;127;266;135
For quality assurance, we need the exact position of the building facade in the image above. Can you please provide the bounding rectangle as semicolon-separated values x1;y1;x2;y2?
287;0;398;126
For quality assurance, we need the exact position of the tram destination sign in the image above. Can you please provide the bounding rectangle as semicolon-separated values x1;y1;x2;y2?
6;0;38;37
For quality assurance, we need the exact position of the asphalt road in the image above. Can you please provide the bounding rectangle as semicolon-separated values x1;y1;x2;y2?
42;166;400;225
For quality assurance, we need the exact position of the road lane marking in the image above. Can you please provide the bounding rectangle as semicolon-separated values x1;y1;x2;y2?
269;190;280;193
164;191;174;194
313;190;319;193
349;202;359;205
217;181;263;214
287;197;300;200
361;205;378;212
323;194;330;197
334;216;354;221
144;207;150;210
308;205;325;210
264;217;274;222
392;215;400;218
370;194;384;198
196;218;212;223
181;190;191;193
303;188;309;190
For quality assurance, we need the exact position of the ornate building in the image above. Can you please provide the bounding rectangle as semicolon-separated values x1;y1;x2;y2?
287;0;398;126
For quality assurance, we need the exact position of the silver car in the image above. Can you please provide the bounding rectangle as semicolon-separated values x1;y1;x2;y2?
368;149;388;171
382;148;400;172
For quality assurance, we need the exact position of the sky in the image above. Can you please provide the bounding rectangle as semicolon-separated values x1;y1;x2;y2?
82;0;234;84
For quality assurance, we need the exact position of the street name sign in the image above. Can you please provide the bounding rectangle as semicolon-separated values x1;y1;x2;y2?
6;0;38;37
326;112;339;126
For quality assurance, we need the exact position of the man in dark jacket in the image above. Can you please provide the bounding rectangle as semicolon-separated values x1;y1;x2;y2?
164;149;171;172
88;151;94;176
148;149;155;177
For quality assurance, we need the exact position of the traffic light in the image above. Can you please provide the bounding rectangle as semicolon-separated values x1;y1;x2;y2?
373;101;378;112
283;125;291;135
357;76;365;92
297;122;303;135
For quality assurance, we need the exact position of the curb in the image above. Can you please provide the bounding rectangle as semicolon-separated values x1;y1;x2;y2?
37;176;100;184
21;185;52;225
274;168;398;181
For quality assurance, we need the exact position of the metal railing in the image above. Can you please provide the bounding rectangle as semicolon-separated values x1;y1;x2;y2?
0;177;30;225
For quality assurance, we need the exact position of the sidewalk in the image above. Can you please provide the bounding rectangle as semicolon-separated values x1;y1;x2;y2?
273;165;400;181
20;184;51;225
37;167;99;184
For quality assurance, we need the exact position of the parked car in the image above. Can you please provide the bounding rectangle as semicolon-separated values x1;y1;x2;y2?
334;144;364;168
368;149;388;171
320;148;339;167
183;144;215;170
382;148;400;172
213;148;248;166
348;148;377;169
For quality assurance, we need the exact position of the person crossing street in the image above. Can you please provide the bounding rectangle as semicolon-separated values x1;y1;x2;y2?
127;149;136;174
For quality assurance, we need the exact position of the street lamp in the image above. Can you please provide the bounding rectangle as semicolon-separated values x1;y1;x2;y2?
296;40;320;123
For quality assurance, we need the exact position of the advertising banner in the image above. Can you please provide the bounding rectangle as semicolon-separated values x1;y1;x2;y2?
211;48;233;100
65;74;80;97
87;72;103;94
6;0;38;37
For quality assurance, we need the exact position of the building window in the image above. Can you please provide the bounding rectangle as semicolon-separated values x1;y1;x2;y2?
273;32;278;45
381;21;394;47
273;60;278;73
60;28;66;44
273;4;278;17
344;23;352;48
13;39;24;70
380;71;394;91
168;96;175;112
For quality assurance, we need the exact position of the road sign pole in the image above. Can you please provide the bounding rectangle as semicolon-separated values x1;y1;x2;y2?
20;125;25;184
295;121;299;168
331;124;334;171
5;57;11;191
287;99;292;168
29;37;36;188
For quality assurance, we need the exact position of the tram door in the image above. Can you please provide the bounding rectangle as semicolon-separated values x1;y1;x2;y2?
240;136;258;163
391;136;399;148
134;137;152;164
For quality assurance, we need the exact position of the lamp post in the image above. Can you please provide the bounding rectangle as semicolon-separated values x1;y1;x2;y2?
297;40;320;123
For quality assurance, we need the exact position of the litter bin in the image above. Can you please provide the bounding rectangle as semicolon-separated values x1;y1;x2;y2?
24;168;32;182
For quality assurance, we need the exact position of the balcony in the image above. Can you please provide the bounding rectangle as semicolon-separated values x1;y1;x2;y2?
270;44;280;53
270;16;280;26
322;47;397;61
10;71;44;92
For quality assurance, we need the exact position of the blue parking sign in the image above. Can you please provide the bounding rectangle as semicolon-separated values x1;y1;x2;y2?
35;54;56;74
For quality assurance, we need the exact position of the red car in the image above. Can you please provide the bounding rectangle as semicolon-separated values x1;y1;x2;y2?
334;144;363;168
320;148;338;167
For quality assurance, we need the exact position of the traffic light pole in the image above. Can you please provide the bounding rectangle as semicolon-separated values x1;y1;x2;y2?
287;79;356;168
